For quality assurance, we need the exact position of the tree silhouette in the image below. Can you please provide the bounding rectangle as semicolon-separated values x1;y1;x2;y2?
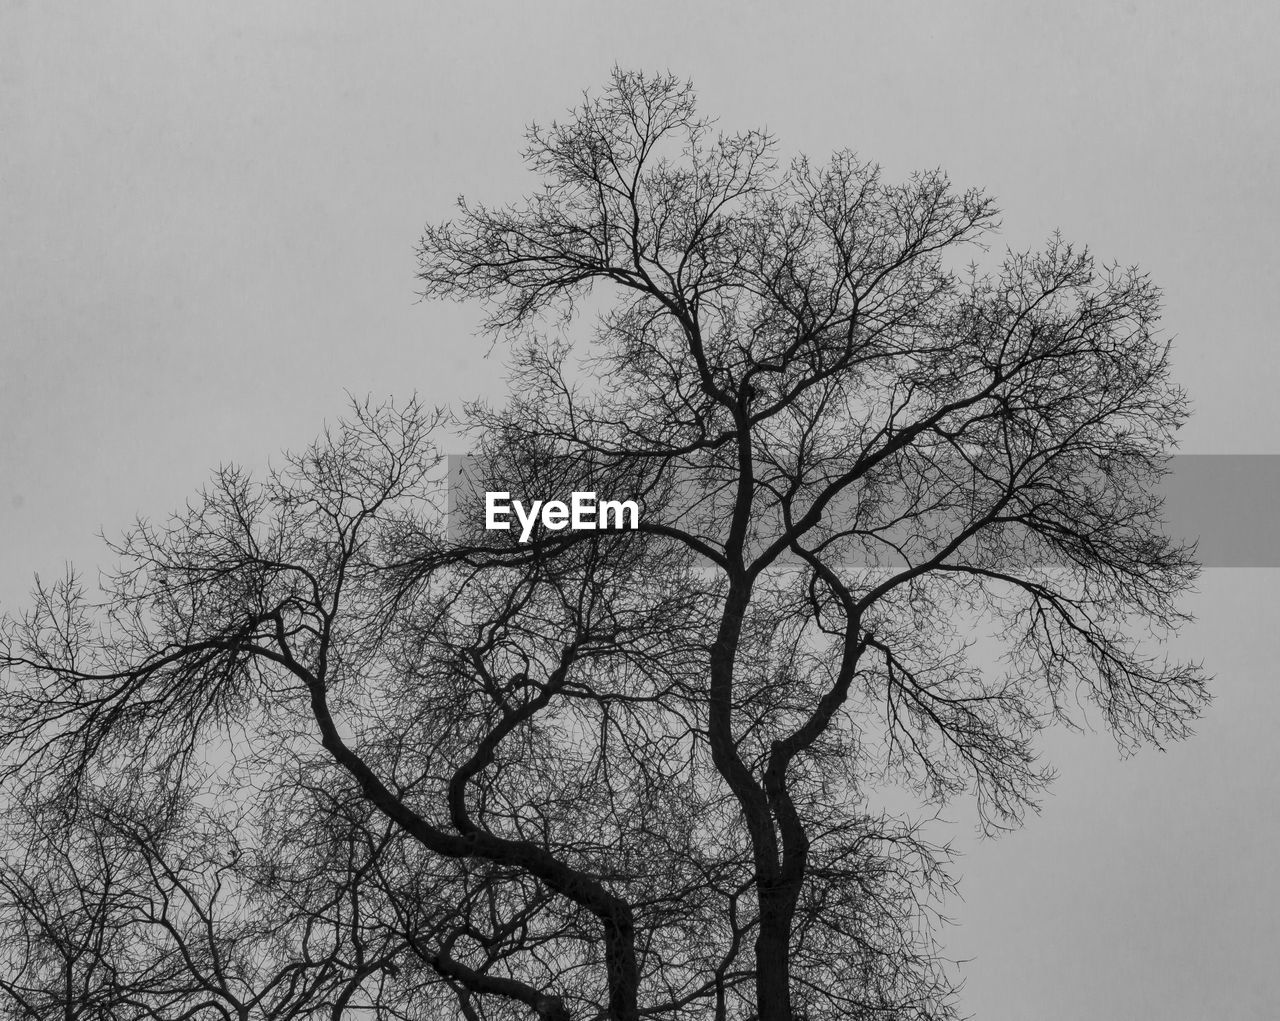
2;70;1206;1021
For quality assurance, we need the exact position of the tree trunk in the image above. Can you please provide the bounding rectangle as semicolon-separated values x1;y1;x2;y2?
755;891;795;1021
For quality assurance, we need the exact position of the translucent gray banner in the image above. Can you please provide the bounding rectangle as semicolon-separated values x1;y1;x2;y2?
447;455;1280;567
1160;455;1280;567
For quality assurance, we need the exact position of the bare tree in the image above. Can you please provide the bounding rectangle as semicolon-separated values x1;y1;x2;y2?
417;67;1207;1019
2;70;1205;1021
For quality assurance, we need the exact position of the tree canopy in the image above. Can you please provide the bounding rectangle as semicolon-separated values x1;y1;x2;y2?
1;69;1206;1021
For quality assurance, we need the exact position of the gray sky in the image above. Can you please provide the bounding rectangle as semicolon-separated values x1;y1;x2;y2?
3;3;1278;1017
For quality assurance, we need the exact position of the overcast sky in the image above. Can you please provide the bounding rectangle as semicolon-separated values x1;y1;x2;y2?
4;3;1278;1017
